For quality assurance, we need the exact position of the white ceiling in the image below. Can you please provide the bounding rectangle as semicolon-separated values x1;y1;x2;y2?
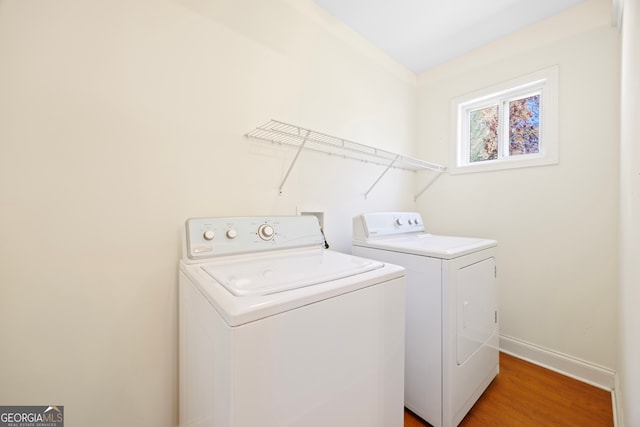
312;0;586;73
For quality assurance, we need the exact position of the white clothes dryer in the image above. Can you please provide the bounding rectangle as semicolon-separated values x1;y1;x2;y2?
352;212;498;427
179;215;405;427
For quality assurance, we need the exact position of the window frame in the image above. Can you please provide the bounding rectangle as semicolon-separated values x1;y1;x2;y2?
450;66;559;174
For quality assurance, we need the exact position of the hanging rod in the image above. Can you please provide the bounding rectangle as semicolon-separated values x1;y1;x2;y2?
246;120;447;199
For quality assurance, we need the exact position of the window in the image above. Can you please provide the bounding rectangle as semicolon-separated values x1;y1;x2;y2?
451;66;558;174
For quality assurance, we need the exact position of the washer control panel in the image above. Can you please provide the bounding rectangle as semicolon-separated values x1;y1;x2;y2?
184;216;324;261
353;212;425;240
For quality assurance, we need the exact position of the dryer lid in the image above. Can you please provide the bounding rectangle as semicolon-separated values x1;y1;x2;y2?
201;249;384;296
354;233;497;259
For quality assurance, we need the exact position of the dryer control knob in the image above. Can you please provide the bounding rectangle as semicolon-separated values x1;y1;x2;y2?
226;229;237;239
395;218;404;226
203;230;215;241
258;224;275;240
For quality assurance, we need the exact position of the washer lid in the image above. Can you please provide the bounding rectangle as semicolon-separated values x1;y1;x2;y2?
201;249;384;296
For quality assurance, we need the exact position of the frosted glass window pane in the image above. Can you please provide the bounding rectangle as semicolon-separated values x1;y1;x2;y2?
469;105;499;162
509;95;540;156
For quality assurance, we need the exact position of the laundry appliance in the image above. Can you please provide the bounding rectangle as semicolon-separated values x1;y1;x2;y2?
179;215;405;427
352;212;498;427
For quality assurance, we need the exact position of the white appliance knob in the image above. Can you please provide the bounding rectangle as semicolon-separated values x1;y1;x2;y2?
203;230;215;241
408;219;414;225
226;229;237;239
258;224;275;240
395;218;404;226
414;218;420;225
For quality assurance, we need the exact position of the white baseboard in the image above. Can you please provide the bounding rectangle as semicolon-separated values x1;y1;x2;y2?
499;334;616;390
613;373;624;427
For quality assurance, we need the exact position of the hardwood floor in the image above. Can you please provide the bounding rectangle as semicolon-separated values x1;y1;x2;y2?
404;352;613;427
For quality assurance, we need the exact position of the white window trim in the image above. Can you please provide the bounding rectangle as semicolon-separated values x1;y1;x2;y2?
450;66;559;175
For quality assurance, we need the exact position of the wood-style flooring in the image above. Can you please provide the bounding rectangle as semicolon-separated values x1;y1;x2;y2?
404;352;613;427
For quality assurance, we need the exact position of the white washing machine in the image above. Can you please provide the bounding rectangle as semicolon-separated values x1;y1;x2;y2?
352;212;499;427
179;215;405;427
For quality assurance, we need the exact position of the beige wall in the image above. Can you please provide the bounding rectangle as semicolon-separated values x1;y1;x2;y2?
416;0;620;369
0;0;418;425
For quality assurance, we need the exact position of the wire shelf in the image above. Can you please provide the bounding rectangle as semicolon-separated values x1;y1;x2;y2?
246;119;446;199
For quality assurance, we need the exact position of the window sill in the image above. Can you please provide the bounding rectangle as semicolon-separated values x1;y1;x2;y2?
449;153;558;175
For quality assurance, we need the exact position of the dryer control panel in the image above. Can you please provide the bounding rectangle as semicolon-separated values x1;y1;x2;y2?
184;216;324;261
353;212;425;240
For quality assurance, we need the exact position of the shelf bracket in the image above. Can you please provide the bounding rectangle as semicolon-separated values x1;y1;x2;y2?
364;154;400;199
278;129;310;194
414;170;444;202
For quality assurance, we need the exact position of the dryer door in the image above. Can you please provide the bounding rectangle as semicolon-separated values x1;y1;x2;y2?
456;256;497;365
442;248;499;427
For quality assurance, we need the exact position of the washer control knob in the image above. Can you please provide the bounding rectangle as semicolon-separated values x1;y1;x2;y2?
395;218;404;226
258;224;275;240
226;229;237;239
203;230;215;241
